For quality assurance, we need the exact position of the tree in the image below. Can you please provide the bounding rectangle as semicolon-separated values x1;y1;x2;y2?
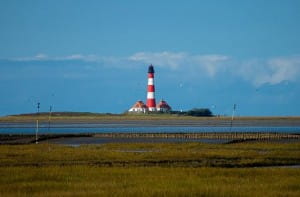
186;108;213;117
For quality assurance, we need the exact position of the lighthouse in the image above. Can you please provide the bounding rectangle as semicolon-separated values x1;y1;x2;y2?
128;64;172;113
146;65;156;111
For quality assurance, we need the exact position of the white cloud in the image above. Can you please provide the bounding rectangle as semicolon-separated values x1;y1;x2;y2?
236;56;300;86
64;54;85;60
61;54;100;62
4;52;300;86
34;53;48;59
11;54;100;62
267;56;300;84
192;54;229;77
129;51;230;77
13;53;49;61
129;51;187;69
129;52;300;85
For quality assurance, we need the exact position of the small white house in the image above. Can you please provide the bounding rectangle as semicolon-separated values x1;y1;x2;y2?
156;100;172;112
128;101;148;113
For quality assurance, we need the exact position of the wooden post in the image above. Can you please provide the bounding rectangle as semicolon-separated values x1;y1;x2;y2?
35;119;39;144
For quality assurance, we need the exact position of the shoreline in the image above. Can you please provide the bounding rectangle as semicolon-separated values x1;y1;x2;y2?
1;114;300;123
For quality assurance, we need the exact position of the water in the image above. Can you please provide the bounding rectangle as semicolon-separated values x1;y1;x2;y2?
0;123;299;134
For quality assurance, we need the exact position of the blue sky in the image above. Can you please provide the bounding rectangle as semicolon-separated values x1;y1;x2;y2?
0;0;300;116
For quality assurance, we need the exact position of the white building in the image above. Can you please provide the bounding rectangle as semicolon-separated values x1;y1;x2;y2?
128;101;148;113
156;100;172;112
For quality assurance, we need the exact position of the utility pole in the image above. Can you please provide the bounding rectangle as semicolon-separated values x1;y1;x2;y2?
48;106;52;132
35;119;39;144
36;102;40;144
230;104;237;132
37;102;40;114
231;104;236;121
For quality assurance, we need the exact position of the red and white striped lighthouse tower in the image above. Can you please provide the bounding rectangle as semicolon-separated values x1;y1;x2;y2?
146;65;156;111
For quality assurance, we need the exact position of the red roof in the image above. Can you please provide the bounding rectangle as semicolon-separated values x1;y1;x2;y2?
156;100;171;110
131;101;148;109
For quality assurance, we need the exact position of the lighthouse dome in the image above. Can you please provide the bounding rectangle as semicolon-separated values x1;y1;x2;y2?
148;64;154;73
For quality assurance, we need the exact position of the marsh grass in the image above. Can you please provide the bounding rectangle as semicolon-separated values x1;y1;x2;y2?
0;166;299;197
0;142;299;167
0;142;299;196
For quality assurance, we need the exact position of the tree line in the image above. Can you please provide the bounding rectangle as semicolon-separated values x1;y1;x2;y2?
170;108;213;117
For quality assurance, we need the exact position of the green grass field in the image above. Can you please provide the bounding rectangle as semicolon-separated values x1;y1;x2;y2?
0;142;299;196
1;142;300;167
1;166;299;197
1;112;300;123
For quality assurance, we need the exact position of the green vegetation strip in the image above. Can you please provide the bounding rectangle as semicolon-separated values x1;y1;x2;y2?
1;166;299;197
1;112;300;123
0;142;299;196
0;142;299;168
